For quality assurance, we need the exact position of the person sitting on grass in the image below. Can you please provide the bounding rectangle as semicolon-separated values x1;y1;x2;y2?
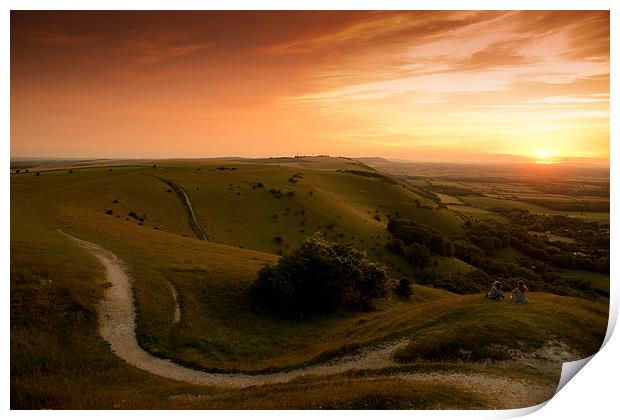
511;280;529;304
485;280;504;300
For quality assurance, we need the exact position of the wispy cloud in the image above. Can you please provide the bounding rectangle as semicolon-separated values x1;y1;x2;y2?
26;29;102;45
527;95;610;104
120;32;213;66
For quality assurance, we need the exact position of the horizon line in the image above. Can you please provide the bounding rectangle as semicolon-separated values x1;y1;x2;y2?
9;154;610;168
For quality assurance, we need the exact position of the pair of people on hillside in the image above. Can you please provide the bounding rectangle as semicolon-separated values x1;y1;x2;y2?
485;280;528;304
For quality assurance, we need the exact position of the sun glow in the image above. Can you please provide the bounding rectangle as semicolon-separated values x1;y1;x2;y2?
534;148;557;164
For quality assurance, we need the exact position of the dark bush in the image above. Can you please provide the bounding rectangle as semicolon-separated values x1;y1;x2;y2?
252;234;391;314
396;278;413;298
105;209;113;215
404;243;431;268
268;188;282;199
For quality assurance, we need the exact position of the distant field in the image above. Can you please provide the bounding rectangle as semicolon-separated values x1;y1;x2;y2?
547;211;609;223
529;232;575;243
498;193;609;203
460;181;537;195
435;193;463;205
460;196;548;211
447;205;508;223
460;196;609;223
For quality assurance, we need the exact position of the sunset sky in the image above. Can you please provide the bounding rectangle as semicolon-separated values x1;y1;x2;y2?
10;11;609;163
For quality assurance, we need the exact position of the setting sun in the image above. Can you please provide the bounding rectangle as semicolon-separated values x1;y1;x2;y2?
534;148;558;164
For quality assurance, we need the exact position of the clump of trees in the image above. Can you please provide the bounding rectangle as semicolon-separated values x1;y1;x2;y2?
386;219;453;271
341;169;397;184
387;218;454;257
252;234;391;314
386;239;431;268
387;215;607;298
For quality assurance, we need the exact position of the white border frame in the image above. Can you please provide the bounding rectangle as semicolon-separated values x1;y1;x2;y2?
3;2;616;419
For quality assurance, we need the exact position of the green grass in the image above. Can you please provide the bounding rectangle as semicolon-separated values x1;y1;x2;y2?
560;269;610;293
10;204;206;409
393;293;607;363
460;196;609;222
193;375;487;409
155;164;463;252
529;232;575;243
11;160;462;371
460;196;549;212
435;193;464;205
433;256;477;277
448;205;508;223
10;157;609;408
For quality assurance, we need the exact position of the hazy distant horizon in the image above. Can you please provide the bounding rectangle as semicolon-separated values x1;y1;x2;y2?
9;152;610;168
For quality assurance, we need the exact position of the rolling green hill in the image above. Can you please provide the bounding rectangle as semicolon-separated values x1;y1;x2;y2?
13;159;464;279
10;157;608;409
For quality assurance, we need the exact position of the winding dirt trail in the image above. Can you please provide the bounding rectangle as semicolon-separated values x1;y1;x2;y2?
59;230;405;387
151;176;209;240
58;229;557;407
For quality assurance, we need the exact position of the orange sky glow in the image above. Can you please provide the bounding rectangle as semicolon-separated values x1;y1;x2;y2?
10;11;610;164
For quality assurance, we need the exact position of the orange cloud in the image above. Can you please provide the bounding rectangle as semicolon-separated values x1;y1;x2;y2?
10;11;609;163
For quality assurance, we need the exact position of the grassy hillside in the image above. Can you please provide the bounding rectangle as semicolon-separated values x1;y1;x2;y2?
151;163;463;252
11;215;492;409
10;157;609;408
393;293;606;363
13;159;464;284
